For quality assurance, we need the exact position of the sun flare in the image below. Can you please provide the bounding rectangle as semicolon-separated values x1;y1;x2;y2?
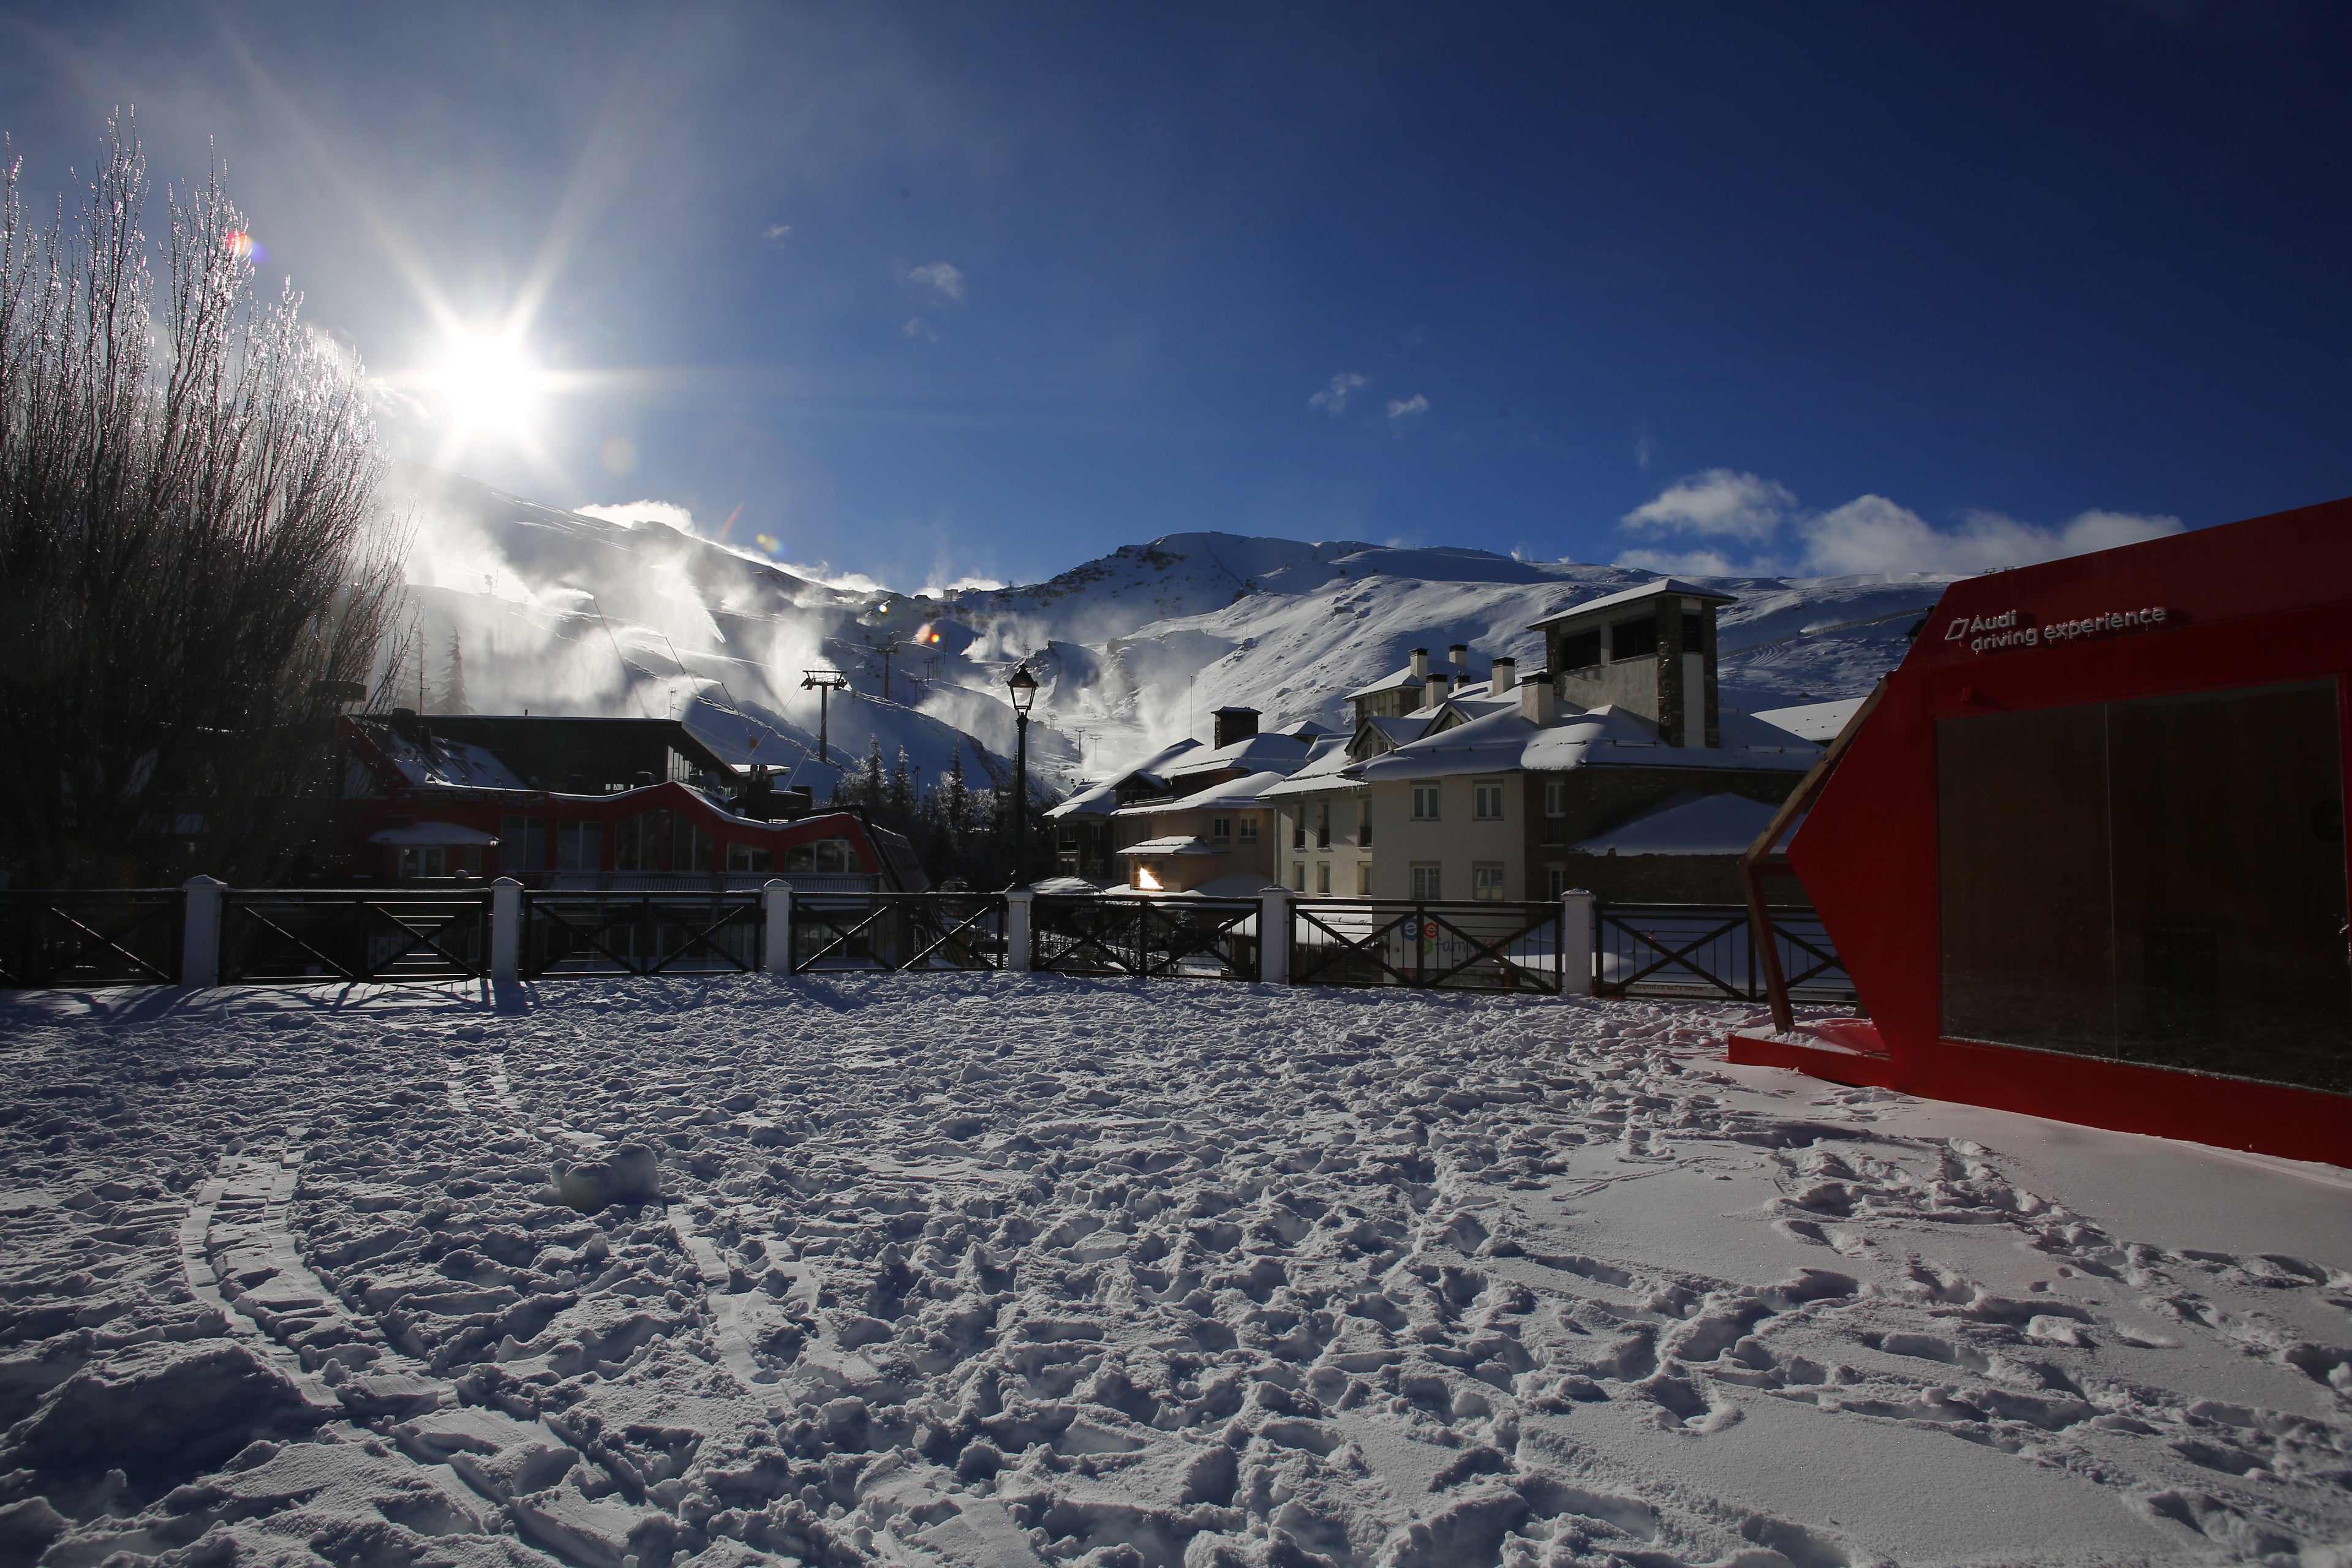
434;331;541;439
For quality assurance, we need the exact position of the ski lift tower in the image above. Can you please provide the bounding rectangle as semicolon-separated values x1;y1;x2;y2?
800;669;850;764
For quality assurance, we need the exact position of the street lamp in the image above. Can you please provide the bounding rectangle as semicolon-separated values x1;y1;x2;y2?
1006;665;1039;886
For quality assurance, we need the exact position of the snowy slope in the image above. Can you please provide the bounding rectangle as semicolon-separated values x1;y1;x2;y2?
387;465;1954;797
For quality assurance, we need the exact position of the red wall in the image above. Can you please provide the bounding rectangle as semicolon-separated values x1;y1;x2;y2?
1785;495;2352;1166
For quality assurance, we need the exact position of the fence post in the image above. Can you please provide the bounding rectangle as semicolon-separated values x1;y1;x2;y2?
763;880;794;973
1259;888;1290;986
1005;888;1033;973
181;876;224;987
490;878;523;982
1561;889;1595;997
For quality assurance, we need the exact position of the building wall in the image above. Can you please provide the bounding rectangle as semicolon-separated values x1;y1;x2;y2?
1366;775;1527;900
1546;852;1814;905
1272;791;1374;897
1555;659;1657;721
1354;764;1803;903
1121;806;1277;892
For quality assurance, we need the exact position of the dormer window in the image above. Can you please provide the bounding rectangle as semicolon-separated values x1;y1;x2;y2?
1212;816;1232;841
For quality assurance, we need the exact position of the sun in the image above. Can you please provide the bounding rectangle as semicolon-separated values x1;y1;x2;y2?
433;331;541;439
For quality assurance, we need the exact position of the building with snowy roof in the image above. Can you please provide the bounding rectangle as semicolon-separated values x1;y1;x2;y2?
334;712;924;889
1531;578;1737;748
1109;769;1291;895
1548;790;1795;903
1044;735;1204;883
1346;673;1816;902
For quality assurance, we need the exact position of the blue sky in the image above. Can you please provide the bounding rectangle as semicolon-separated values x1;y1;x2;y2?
4;1;2346;590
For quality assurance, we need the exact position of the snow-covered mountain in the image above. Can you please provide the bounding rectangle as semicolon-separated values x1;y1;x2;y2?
383;464;1956;799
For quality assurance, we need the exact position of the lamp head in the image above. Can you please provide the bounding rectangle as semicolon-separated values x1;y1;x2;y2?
1006;665;1039;714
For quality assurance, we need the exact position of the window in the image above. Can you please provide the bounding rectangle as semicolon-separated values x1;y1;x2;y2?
1316;862;1331;895
673;817;713;874
500;815;548;871
1410;863;1442;900
1473;780;1505;821
1212;816;1232;842
783;837;856;874
556;821;600;872
1939;682;2350;1094
1611;616;1659;660
1314;802;1331;848
1357;802;1372;846
1681;612;1705;651
1556;628;1601;671
1544;866;1567;900
1238;817;1258;843
728;842;775;873
613;810;666;872
398;846;443;878
1411;784;1441;821
1542;778;1568;846
1356;862;1371;897
1292;813;1306;849
1472;863;1506;901
1292;861;1307;892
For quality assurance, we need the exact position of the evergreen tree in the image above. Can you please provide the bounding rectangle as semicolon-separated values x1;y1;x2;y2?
887;746;916;817
938;748;973;838
435;634;470;715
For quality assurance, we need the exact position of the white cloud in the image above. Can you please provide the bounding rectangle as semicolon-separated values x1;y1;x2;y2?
1309;372;1367;413
1612;469;2187;578
907;261;964;301
902;316;938;341
1385;393;1430;422
1621;469;1794;543
1796;498;2184;576
576;500;695;532
760;223;792;244
1615;547;1754;578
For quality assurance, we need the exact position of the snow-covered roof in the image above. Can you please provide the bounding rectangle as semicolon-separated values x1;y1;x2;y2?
1259;736;1369;799
1529;578;1738;630
1160;731;1311;782
1350;703;1819;783
1360;714;1438;748
353;720;530;790
1115;771;1291;815
1571;792;1785;856
368;821;500;847
1749;696;1865;744
1343;654;1481;701
1116;835;1222;857
1046;736;1207;819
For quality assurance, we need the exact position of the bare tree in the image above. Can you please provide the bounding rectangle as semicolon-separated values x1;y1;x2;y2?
0;118;408;886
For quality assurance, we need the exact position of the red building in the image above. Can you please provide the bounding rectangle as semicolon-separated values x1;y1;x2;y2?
334;714;922;889
1732;496;2352;1166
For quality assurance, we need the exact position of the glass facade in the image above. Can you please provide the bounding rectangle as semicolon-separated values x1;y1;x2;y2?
1939;680;2350;1093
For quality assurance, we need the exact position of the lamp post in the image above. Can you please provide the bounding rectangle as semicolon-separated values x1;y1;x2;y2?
1006;665;1039;886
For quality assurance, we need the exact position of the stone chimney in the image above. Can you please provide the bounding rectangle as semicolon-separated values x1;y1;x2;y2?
1409;647;1430;679
1449;643;1469;674
1212;706;1260;748
1519;673;1556;725
1491;657;1517;693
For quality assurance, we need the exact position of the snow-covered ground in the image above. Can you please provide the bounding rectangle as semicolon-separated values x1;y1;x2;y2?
1;977;2346;1568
